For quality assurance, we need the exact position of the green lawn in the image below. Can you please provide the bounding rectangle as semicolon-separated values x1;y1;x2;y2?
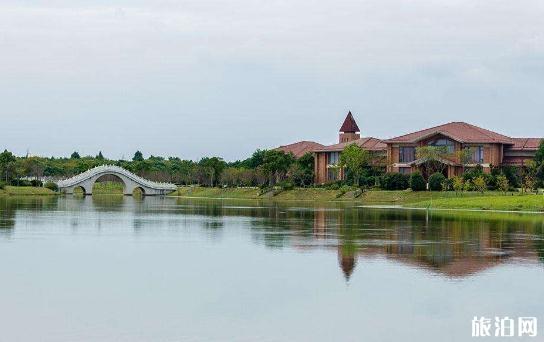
169;186;544;212
411;194;544;212
92;182;124;194
170;187;262;199
0;186;56;196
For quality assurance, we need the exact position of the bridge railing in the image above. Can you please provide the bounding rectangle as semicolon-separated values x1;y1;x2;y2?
57;165;177;190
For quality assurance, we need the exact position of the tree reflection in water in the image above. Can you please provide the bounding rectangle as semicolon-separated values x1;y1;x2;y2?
1;196;543;280
173;198;544;280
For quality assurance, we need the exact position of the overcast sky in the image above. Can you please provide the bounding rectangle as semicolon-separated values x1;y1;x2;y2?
1;1;543;161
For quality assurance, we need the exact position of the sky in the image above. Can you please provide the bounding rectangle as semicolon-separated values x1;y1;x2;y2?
1;0;543;161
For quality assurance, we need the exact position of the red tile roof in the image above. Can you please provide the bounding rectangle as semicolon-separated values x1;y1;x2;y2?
385;122;514;144
314;137;386;152
510;138;542;151
276;141;325;158
339;111;360;133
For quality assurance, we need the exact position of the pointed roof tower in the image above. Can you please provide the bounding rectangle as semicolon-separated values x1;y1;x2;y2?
339;111;360;133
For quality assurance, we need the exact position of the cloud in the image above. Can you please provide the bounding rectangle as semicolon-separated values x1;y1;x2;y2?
0;0;543;159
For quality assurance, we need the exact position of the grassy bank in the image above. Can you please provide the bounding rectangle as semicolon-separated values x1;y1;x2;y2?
411;194;544;212
169;186;544;212
0;186;56;196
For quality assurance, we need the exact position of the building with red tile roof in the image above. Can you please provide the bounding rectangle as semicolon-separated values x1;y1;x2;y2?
276;141;325;158
386;122;541;178
308;112;541;184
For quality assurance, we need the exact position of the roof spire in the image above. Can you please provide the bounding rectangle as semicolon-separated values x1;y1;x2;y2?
339;111;360;133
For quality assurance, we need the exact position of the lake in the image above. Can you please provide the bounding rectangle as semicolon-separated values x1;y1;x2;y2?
1;196;543;341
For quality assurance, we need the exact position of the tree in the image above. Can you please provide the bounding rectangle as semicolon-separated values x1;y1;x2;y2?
428;172;446;191
261;150;295;185
133;151;144;162
535;139;544;165
289;153;315;187
496;175;509;194
409;171;426;191
339;144;370;186
0;150;17;182
522;160;537;193
247;149;267;169
97;151;105;160
456;147;475;174
535;140;544;186
70;151;80;159
198;157;227;187
415;146;451;178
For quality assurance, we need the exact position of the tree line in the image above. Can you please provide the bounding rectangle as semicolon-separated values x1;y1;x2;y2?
0;149;314;188
1;139;543;191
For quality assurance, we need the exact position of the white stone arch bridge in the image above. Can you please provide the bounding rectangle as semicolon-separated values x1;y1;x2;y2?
57;165;177;196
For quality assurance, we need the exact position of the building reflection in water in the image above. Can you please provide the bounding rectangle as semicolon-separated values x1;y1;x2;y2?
311;207;544;280
1;196;543;281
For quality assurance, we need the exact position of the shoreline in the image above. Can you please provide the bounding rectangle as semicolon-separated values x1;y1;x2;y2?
167;187;544;214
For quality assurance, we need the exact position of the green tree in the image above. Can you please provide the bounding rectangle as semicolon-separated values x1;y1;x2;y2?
0;150;17;182
416;146;451;178
133;151;144;162
535;139;544;165
70;151;80;159
456;147;475;174
535;140;544;186
409;171;426;191
261;150;295;185
522;160;538;193
289;153;315;187
97;151;105;160
339;144;370;186
198;157;227;187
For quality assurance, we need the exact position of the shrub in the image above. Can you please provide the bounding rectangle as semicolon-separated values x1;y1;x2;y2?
409;172;426;191
496;175;509;193
30;179;43;187
428;173;446;191
10;179;32;187
441;178;453;191
381;173;409;190
473;176;487;193
452;176;464;193
0;181;5;190
463;180;473;192
278;180;294;190
44;181;59;192
325;181;342;190
336;185;352;198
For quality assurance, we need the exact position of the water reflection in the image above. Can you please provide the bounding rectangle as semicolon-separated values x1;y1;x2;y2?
1;196;543;281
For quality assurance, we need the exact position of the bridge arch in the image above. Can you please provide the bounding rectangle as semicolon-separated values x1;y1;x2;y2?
93;174;126;194
73;185;87;196
57;165;177;196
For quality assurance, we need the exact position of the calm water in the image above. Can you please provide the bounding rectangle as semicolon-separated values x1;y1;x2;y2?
1;196;543;342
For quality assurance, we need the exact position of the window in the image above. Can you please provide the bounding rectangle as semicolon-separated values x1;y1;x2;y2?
327;152;339;165
399;167;412;175
466;146;484;163
428;138;455;153
399;147;416;163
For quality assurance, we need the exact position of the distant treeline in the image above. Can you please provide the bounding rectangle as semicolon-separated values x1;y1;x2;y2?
0;149;314;188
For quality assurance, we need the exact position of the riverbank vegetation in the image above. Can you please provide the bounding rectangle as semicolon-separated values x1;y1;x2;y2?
1;140;544;211
0;186;56;196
